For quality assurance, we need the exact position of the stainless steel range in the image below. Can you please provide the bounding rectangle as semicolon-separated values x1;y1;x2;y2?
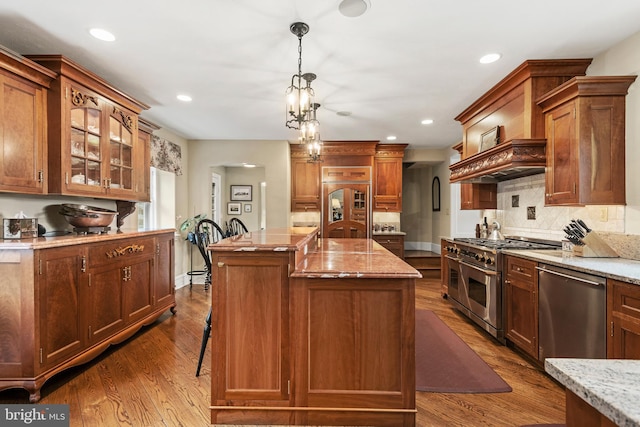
443;237;561;343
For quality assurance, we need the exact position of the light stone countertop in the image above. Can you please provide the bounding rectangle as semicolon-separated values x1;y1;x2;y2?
545;358;640;427
501;249;640;285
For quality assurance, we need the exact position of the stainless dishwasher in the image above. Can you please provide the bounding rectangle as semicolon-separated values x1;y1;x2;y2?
537;263;606;361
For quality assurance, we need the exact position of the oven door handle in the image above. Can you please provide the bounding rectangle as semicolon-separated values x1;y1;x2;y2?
444;254;460;262
459;260;499;276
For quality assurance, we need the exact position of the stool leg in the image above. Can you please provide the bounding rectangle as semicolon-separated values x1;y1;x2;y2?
196;307;212;377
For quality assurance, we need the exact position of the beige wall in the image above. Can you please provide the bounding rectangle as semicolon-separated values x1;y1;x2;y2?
588;29;640;234
186;139;290;231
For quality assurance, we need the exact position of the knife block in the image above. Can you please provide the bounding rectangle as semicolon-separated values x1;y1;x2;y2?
572;231;619;258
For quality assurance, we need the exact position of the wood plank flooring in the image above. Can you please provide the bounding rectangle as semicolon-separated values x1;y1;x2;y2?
0;278;566;426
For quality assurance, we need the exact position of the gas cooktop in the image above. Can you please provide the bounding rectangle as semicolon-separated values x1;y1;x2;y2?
453;237;561;251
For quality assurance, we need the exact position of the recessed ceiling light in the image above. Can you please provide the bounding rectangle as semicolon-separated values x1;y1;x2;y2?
479;53;501;64
338;0;371;18
243;163;256;168
421;119;434;125
386;135;397;141
89;28;115;42
177;94;192;102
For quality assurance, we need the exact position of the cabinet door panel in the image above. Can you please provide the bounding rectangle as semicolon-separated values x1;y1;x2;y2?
545;101;578;204
213;254;289;402
373;157;402;211
88;266;124;343
124;256;154;324
504;256;538;359
0;72;46;193
291;158;320;211
39;247;85;368
308;288;402;392
607;279;640;358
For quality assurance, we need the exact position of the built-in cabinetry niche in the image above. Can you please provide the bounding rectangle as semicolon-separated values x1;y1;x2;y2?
26;55;151;202
290;142;406;214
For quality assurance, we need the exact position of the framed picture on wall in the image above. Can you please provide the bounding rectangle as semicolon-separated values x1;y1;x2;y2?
244;203;252;213
227;202;241;215
230;185;252;201
480;126;500;152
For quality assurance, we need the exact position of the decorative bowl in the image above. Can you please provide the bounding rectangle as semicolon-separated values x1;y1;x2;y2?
59;204;118;228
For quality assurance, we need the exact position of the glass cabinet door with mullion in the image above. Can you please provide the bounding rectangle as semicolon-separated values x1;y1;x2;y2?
108;105;136;196
69;88;104;194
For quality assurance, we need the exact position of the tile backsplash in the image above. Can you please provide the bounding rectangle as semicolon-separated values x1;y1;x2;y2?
483;174;640;260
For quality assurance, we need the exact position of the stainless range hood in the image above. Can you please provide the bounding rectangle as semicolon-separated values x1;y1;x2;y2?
449;138;547;183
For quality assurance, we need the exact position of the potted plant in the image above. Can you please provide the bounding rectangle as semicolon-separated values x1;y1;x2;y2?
179;213;207;244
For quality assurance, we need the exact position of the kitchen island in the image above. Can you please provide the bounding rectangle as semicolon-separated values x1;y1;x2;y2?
209;227;420;427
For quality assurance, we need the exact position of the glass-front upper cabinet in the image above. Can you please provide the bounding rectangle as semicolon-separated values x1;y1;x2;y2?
26;55;150;201
109;109;135;192
70;92;102;189
65;85;140;199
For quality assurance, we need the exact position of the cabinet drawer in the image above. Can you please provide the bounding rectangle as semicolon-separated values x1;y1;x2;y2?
88;237;155;266
374;235;403;245
506;256;536;281
292;199;320;211
608;279;640;319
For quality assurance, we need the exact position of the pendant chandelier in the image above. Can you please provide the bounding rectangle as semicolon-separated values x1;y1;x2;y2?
285;22;322;161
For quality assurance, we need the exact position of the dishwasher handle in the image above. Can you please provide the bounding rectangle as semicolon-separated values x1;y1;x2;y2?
536;266;604;287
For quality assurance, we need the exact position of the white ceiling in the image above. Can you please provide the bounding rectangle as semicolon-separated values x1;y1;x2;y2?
1;1;639;150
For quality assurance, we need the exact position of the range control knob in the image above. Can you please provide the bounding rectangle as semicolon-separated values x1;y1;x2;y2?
486;257;494;265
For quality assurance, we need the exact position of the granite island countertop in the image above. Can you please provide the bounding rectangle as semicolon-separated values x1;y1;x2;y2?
501;249;640;285
545;358;640;427
291;237;421;279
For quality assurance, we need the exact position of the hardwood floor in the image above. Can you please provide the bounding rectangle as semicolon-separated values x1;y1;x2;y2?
0;278;565;426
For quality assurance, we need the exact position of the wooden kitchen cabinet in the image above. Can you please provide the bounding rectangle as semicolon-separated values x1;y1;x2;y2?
373;234;404;259
0;230;175;402
373;144;406;212
38;246;87;370
87;236;156;343
0;51;55;194
291;144;321;211
504;255;539;359
537;76;637;206
607;278;640;359
460;183;497;210
452;143;497;210
26;55;150;202
137;118;160;203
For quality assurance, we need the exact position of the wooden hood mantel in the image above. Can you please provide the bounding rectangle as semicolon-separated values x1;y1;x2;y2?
449;139;547;183
449;59;593;184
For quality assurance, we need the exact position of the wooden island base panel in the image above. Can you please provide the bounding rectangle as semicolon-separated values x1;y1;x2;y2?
208;228;421;427
0;229;176;402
